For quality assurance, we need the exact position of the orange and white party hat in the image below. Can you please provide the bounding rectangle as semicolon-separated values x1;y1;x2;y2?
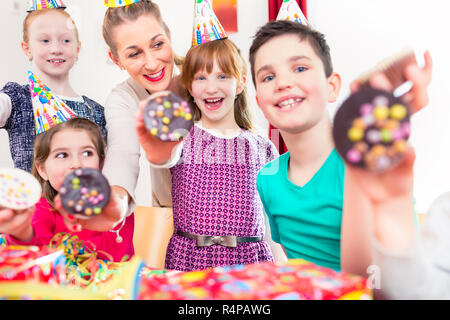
104;0;140;8
192;0;228;47
276;0;308;25
26;0;66;12
28;71;77;135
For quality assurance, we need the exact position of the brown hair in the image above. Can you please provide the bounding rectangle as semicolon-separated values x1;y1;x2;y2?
249;20;333;87
181;39;252;131
23;8;80;44
31;118;106;207
102;0;183;65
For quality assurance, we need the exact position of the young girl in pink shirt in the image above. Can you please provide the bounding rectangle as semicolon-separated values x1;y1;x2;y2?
1;118;134;262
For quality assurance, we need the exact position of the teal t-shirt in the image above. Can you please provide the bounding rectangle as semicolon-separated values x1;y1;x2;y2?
257;149;345;271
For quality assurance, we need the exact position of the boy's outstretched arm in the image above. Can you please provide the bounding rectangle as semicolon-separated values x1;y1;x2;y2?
340;170;373;276
341;149;417;276
341;51;432;276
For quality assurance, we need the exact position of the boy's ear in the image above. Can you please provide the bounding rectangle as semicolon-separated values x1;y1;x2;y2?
35;163;48;182
21;42;32;61
108;50;123;69
327;72;342;103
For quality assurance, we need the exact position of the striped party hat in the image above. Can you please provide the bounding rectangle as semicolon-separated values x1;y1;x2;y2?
104;0;140;8
28;71;77;135
192;0;228;46
26;0;66;12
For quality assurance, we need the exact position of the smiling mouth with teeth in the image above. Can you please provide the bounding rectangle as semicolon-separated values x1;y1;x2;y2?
144;68;165;82
48;59;65;64
147;70;163;78
204;98;224;104
203;97;224;110
276;97;304;109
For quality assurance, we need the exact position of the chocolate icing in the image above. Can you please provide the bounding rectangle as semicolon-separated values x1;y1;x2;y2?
60;168;110;218
143;91;194;141
333;88;411;172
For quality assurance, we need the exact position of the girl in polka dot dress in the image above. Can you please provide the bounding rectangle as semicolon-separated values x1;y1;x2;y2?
136;38;286;271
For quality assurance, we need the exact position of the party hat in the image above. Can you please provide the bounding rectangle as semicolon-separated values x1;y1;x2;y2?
104;0;140;8
276;0;308;25
26;0;66;12
28;71;77;135
192;0;228;46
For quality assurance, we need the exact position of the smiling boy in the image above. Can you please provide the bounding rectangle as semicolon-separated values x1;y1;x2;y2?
249;20;344;271
250;19;433;273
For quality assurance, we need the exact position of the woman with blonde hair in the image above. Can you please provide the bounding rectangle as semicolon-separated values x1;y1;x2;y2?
100;0;184;228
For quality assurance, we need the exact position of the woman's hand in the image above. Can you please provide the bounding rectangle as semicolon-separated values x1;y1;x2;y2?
0;207;34;242
135;99;181;165
351;50;433;114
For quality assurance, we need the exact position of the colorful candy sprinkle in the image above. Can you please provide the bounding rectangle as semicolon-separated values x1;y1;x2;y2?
348;127;364;142
374;105;389;120
390;104;407;120
346;149;362;163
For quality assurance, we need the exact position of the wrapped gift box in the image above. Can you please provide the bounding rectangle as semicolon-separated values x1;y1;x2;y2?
0;245;67;285
137;259;371;300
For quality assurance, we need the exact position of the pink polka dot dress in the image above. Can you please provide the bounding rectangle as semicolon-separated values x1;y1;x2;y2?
165;124;278;271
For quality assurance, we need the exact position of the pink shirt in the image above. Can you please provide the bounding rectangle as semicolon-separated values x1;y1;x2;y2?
6;197;134;262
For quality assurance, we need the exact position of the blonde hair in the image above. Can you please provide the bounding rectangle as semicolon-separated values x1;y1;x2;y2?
32;118;106;208
23;8;80;44
181;39;252;131
102;0;183;65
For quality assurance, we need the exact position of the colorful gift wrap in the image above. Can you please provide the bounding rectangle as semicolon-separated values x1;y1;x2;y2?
27;0;66;12
0;235;6;248
137;259;372;300
0;240;371;300
0;256;145;300
0;245;67;285
0;233;145;300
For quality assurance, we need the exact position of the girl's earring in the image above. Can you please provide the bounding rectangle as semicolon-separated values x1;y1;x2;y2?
28;56;34;69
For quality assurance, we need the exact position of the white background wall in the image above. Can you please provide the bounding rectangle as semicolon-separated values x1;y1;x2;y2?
1;0;449;213
307;0;450;213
